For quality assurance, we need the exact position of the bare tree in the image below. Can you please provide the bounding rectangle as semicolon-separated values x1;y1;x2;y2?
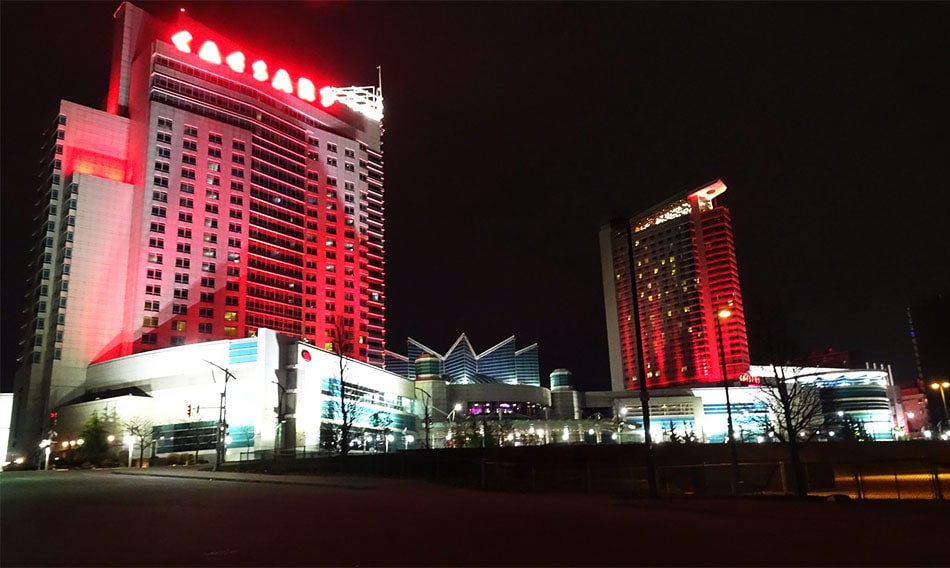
753;364;827;499
123;417;154;468
325;315;360;456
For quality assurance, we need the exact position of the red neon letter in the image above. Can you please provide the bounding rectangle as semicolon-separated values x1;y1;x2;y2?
272;69;293;94
297;78;316;102
252;60;268;81
319;87;336;108
198;41;222;65
171;30;193;53
225;51;246;73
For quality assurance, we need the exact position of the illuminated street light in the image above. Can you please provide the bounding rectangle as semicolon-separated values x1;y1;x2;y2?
716;308;740;493
107;435;116;443
405;434;414;450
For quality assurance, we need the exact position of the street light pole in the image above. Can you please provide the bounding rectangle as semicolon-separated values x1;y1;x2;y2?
206;360;236;470
615;218;658;498
930;380;950;428
716;309;741;494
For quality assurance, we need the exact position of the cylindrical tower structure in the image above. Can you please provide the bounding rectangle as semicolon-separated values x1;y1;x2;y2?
550;368;573;390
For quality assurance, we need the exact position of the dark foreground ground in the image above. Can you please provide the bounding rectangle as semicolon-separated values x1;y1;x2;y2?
1;468;946;567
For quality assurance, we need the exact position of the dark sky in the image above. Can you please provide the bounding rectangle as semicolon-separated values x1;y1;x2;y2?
2;1;948;393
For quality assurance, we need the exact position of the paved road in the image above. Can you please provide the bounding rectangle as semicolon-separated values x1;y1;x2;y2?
1;468;946;567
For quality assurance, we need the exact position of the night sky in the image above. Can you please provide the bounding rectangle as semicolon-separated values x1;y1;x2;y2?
2;1;948;393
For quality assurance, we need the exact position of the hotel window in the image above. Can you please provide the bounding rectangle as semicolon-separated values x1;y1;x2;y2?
172;303;188;314
209;133;222;145
179;212;193;223
344;149;355;158
156;132;171;144
203;247;216;258
199;308;214;318
208;162;221;173
228;223;242;233
178;228;192;239
148;237;164;249
181;182;195;194
154;175;169;187
232;168;244;178
233;140;245;151
145;285;161;296
207;189;219;200
344;163;355;172
182;154;196;165
174;289;189;300
175;257;190;268
206;204;219;214
184;125;198;137
227;252;240;263
156;147;171;159
170;337;186;346
172;320;186;332
175;273;189;284
154;161;170;173
157;117;173;130
142;333;158;345
148;253;163;264
143;316;159;328
223;326;237;337
150;222;165;233
225;296;239;306
205;218;218;229
201;262;216;273
327;157;337;167
147;268;162;280
183;140;197;151
181;168;196;179
144;300;160;311
207;176;220;187
231;181;244;192
176;243;191;254
180;197;194;208
232;154;245;165
198;323;213;334
326;142;337;153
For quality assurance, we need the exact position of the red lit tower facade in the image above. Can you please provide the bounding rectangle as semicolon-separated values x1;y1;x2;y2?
10;3;385;456
600;180;750;391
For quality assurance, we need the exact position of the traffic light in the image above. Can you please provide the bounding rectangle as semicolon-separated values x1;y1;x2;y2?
49;411;58;426
187;404;192;417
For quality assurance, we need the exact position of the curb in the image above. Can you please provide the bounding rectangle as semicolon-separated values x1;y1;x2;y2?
108;469;374;490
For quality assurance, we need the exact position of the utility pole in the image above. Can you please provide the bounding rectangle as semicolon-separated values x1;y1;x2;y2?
205;360;236;471
615;218;658;499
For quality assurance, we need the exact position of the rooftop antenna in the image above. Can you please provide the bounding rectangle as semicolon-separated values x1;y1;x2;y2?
377;65;383;100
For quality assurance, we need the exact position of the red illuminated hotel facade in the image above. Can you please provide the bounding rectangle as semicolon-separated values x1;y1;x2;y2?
600;180;750;391
12;3;385;450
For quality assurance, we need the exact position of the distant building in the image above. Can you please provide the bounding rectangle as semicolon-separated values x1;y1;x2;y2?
600;180;750;391
908;292;950;381
384;334;540;386
900;386;930;436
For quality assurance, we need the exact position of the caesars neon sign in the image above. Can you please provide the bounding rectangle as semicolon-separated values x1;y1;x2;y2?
170;30;338;109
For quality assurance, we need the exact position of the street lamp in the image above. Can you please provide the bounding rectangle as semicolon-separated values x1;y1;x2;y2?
405;434;414;450
716;308;740;493
930;380;950;427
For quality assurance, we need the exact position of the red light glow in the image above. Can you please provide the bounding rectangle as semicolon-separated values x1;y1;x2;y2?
198;41;222;64
171;30;193;53
69;149;130;183
301;350;312;362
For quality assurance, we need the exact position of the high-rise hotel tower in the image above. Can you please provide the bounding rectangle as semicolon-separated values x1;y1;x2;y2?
11;3;385;455
600;180;750;391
